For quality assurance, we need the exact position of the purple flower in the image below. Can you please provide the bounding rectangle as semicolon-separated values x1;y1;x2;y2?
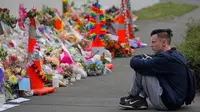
86;59;93;66
16;75;22;80
38;25;45;34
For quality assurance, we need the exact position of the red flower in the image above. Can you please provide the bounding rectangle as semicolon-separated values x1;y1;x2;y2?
129;48;134;53
3;61;9;68
3;8;9;12
84;15;90;20
9;55;17;62
30;18;36;26
32;7;37;12
123;49;129;54
114;44;120;49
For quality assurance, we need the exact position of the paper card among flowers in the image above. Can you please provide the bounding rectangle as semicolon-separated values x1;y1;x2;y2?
92;47;105;56
18;78;30;91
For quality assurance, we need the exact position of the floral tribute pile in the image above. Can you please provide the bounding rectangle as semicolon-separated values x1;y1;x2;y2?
0;0;145;103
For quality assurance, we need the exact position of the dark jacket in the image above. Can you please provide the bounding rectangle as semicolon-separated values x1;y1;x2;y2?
130;48;188;110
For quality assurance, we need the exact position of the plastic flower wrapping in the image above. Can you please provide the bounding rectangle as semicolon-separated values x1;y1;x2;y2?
85;55;105;76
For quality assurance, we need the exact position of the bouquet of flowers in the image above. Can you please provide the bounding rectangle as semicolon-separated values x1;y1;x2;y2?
37;5;56;27
115;43;133;57
59;64;74;78
0;8;17;28
85;57;105;76
2;54;28;100
105;37;115;53
77;40;91;51
105;35;133;57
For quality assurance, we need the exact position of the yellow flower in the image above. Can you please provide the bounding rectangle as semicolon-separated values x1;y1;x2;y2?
21;70;26;77
74;25;80;29
42;75;45;80
76;62;82;67
9;75;18;85
4;69;12;76
71;36;77;43
39;72;43;76
62;0;68;3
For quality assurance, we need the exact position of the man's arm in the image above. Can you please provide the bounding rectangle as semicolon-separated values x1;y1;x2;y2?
130;55;161;76
130;56;154;69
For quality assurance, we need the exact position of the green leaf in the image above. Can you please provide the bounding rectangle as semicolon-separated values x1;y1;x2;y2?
2;83;15;100
71;1;75;7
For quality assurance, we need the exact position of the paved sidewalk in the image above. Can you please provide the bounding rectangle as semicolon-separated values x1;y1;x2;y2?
3;0;200;112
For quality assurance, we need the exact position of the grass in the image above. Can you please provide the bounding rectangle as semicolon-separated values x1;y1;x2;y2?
134;2;198;20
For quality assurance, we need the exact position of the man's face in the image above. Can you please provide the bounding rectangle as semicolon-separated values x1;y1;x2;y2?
150;34;165;52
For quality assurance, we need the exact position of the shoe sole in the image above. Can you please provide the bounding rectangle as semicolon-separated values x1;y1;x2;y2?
119;104;148;109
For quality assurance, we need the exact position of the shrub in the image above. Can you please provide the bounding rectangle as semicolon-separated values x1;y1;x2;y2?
177;19;200;91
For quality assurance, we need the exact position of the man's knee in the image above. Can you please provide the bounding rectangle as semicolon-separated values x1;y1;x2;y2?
134;72;143;79
142;75;159;85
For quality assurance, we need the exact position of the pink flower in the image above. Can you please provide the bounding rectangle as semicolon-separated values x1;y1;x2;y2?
129;48;134;53
16;75;22;80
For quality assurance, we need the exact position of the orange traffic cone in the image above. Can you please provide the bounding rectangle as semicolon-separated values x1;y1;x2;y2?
117;13;127;43
26;16;55;96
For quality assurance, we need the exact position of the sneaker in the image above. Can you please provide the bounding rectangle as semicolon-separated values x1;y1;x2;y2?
119;95;148;109
120;94;135;105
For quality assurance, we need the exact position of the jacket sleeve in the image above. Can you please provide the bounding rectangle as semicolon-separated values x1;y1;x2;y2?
130;56;163;76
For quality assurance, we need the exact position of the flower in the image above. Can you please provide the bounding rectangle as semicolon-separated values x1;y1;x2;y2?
8;75;18;85
4;69;12;76
16;68;21;73
62;0;68;3
71;36;77;43
76;62;82;67
86;59;93;66
95;59;103;67
16;75;22;80
8;55;18;63
21;69;27;77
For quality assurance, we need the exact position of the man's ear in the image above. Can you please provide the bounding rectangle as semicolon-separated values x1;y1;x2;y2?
162;39;167;46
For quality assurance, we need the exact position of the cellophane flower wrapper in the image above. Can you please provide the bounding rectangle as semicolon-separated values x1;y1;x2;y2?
85;56;105;76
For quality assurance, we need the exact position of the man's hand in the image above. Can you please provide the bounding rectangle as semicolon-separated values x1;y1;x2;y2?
133;54;152;59
144;54;152;59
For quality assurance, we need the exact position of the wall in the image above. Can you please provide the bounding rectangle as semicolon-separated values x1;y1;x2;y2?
0;0;160;17
0;0;62;17
71;0;160;10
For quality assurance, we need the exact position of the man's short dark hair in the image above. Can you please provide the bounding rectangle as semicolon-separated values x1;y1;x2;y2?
150;29;173;45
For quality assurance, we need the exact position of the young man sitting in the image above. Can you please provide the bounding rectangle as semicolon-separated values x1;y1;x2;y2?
119;29;195;110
